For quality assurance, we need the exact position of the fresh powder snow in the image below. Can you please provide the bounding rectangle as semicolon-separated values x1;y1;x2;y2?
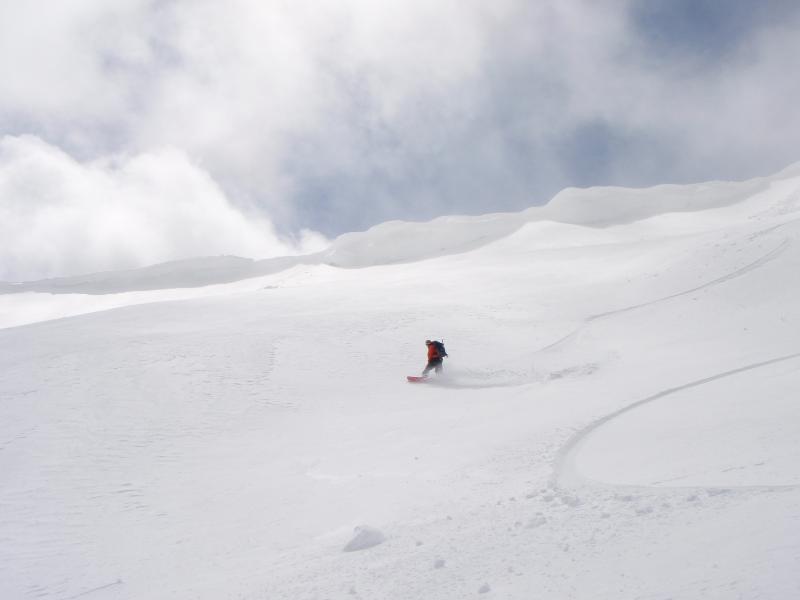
2;164;800;599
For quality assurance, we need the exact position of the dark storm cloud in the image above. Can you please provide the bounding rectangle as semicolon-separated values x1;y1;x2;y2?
631;0;800;65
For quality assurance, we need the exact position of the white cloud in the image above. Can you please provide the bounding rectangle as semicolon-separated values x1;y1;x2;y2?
1;0;800;280
0;135;326;281
0;1;154;130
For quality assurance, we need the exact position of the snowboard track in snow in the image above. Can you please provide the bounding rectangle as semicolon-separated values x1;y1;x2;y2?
538;234;792;354
551;351;800;492
63;579;124;600
439;235;793;391
590;238;791;320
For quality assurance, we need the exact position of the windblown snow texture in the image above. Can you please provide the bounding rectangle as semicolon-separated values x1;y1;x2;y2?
2;164;800;599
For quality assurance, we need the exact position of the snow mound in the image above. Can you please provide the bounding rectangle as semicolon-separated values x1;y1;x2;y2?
0;255;316;295
342;526;386;552
3;165;792;293
322;212;525;268
537;178;769;226
323;170;778;268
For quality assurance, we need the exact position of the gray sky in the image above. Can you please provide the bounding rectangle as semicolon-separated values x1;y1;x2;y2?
2;0;800;280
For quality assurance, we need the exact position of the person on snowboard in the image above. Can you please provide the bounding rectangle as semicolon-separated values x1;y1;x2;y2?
422;339;447;376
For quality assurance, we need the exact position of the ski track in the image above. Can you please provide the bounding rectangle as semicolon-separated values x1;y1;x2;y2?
424;225;793;390
538;230;793;355
588;238;790;320
538;220;800;503
62;579;123;600
550;351;800;492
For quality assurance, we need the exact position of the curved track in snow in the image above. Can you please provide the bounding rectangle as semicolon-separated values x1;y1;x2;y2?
538;236;792;353
544;220;800;491
589;238;791;320
447;234;793;390
551;351;800;491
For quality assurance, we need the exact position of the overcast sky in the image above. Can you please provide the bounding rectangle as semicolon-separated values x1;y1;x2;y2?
2;0;800;280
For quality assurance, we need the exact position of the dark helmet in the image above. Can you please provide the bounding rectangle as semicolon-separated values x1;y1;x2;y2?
425;340;432;345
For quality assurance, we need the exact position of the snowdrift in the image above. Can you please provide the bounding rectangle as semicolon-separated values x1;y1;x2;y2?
3;163;796;296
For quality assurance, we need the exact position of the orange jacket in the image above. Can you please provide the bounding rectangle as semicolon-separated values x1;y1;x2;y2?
427;343;441;360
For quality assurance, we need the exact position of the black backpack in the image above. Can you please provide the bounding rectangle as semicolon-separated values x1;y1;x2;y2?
433;340;448;357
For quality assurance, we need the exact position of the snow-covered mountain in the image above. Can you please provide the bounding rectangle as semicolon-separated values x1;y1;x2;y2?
2;164;800;599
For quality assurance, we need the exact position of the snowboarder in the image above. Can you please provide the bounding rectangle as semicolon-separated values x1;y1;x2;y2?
422;339;447;376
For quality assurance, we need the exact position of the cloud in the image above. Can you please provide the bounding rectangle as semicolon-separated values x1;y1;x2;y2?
1;0;800;279
0;135;326;281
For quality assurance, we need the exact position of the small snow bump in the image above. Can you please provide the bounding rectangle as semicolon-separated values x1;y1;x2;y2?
434;559;446;569
342;526;386;552
478;583;491;594
526;516;547;529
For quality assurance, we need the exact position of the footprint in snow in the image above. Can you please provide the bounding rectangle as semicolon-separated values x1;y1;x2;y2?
526;516;547;529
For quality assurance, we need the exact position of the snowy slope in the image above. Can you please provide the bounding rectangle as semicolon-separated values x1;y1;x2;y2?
2;167;800;599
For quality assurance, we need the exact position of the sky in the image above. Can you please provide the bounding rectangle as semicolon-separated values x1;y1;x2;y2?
2;0;800;281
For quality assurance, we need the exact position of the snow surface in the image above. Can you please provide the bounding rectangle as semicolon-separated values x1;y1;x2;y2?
2;166;800;599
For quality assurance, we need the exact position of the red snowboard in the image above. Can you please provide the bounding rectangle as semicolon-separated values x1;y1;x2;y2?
406;375;430;383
